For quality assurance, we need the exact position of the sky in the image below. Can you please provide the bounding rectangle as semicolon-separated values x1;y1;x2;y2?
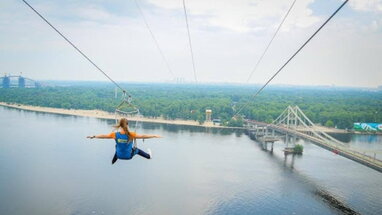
0;0;381;87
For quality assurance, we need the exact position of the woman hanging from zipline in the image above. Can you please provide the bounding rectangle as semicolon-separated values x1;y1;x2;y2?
87;118;161;164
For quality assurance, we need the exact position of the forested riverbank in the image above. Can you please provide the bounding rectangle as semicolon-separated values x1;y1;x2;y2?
0;83;381;128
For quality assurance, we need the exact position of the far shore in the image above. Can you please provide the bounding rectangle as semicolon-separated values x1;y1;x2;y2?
1;102;377;135
0;102;238;129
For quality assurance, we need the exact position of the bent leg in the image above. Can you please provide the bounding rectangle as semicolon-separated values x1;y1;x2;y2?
135;148;151;159
112;152;118;164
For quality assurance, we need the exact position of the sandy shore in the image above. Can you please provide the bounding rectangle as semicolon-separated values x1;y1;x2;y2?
0;102;229;128
0;102;361;134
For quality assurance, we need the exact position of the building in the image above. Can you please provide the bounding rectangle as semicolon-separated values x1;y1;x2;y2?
2;76;10;88
206;109;212;122
212;118;221;126
18;76;25;88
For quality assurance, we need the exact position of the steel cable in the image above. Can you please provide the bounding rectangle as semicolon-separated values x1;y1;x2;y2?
235;0;349;116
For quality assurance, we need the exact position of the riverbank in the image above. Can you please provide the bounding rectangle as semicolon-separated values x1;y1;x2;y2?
0;102;232;129
1;102;378;134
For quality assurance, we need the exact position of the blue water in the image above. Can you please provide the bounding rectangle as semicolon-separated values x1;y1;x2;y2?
0;106;381;215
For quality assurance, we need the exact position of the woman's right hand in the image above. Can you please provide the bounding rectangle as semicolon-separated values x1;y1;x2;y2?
152;135;162;138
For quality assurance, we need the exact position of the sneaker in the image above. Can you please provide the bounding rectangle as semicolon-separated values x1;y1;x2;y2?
147;148;152;159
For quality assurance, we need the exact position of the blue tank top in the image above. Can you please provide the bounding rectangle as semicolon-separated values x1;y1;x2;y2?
115;132;136;160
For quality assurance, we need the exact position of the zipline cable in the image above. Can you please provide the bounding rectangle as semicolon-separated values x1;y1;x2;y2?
134;0;176;79
21;0;129;96
235;0;349;116
246;0;297;83
182;0;198;83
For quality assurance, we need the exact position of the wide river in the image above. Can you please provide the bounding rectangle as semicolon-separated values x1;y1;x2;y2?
0;106;381;215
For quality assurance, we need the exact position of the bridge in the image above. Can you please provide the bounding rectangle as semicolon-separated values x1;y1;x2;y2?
246;105;382;173
0;75;41;88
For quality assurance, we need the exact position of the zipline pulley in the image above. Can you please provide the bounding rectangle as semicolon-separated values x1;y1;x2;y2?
115;91;139;116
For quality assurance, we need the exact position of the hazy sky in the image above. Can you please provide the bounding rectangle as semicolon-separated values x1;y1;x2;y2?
1;0;381;87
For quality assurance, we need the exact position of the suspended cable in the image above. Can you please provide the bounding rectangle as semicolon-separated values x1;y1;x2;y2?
235;0;349;116
134;0;176;79
246;0;297;83
182;0;198;83
21;0;129;95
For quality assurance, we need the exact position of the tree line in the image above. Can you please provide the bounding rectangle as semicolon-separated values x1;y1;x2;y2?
0;83;381;129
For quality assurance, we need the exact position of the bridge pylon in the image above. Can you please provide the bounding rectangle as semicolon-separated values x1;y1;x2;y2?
272;105;345;147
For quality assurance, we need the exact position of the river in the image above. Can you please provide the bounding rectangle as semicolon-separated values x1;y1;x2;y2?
0;106;381;215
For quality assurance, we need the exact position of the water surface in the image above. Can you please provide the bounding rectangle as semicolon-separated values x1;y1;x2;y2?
0;106;381;215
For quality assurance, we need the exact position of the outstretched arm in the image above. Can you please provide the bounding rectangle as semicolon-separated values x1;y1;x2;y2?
87;134;113;139
134;134;161;139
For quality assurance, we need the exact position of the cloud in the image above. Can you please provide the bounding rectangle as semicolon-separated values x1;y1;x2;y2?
147;0;321;33
370;19;382;31
349;0;382;12
0;0;381;87
75;6;113;21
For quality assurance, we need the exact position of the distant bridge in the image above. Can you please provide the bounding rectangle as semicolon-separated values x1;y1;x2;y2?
246;106;382;173
0;75;41;88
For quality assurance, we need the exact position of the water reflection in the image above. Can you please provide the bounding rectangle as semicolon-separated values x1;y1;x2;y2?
330;133;352;143
351;134;381;143
331;132;382;145
250;140;359;214
243;127;379;215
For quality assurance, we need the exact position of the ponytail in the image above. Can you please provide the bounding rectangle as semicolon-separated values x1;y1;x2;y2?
114;118;132;142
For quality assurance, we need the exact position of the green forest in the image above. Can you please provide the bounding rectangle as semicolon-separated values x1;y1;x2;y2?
1;83;381;129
